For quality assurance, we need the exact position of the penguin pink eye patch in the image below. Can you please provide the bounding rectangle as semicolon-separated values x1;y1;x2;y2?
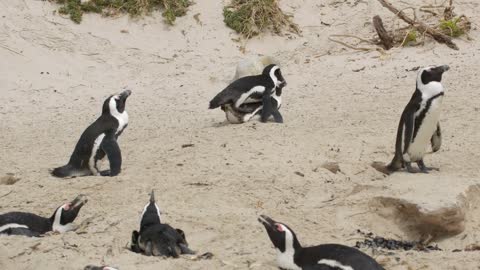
63;203;71;210
275;224;284;232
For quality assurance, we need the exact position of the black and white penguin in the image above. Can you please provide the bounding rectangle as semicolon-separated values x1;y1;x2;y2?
258;215;385;270
52;90;131;178
222;86;283;124
387;65;449;173
0;195;87;237
209;64;286;123
130;191;195;257
84;266;118;270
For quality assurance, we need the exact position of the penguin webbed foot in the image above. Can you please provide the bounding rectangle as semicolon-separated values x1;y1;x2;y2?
99;170;111;176
405;162;418;173
179;243;196;255
417;160;439;173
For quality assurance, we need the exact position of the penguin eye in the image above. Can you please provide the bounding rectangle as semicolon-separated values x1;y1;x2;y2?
63;203;71;210
275;224;284;232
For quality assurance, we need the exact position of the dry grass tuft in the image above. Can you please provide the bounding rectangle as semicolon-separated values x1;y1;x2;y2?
52;0;191;24
223;0;299;39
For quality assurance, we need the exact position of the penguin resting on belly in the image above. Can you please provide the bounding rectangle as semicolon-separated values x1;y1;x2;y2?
209;64;286;123
130;191;195;257
258;215;385;270
387;65;449;173
0;195;87;237
52;90;131;178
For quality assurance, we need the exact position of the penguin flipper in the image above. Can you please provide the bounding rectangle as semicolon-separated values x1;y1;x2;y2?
260;88;274;123
4;227;42;237
101;135;122;176
130;230;141;253
431;123;442;152
271;98;283;123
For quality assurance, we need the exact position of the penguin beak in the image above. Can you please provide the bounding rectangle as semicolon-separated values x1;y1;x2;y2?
438;65;450;72
70;194;88;210
258;215;276;229
119;89;132;100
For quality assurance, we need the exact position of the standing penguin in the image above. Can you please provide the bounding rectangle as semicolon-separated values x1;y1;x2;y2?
258;215;385;270
130;191;195;257
387;65;449;173
209;64;286;123
0;195;87;237
52;90;131;178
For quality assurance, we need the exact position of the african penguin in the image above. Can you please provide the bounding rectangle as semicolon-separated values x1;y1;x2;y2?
130;191;195;257
258;215;385;270
52;89;131;178
0;195;87;237
223;85;284;124
84;266;118;270
387;65;449;173
209;64;286;123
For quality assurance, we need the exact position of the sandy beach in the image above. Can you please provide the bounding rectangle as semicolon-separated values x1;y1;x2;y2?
1;0;480;269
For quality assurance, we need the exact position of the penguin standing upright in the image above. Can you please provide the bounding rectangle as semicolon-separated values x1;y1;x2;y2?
0;195;87;237
130;191;195;257
258;215;385;270
209;64;286;123
387;65;449;173
52;90;131;178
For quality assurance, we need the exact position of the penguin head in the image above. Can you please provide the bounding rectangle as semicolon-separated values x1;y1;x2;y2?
263;64;287;89
139;190;162;231
51;194;88;233
102;89;132;116
258;215;301;253
418;65;449;85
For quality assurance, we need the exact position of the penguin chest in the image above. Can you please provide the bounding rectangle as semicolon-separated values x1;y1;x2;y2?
115;111;129;134
407;96;443;160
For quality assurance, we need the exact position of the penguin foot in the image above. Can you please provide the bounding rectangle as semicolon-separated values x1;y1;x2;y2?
417;160;439;173
99;170;111;176
405;162;417;173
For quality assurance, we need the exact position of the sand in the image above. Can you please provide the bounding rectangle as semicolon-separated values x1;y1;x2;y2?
1;0;480;269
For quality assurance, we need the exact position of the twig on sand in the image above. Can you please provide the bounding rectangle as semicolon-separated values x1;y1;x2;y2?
0;190;13;198
328;35;385;54
373;15;394;50
0;44;23;56
376;0;458;50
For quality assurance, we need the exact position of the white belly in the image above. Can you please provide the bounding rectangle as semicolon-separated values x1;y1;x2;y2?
89;133;106;174
408;97;442;161
0;223;28;233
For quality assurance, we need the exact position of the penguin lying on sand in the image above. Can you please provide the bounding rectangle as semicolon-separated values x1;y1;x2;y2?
131;191;195;257
222;86;283;123
52;90;131;178
209;64;286;123
387;65;449;173
0;195;87;237
258;215;384;270
84;266;118;270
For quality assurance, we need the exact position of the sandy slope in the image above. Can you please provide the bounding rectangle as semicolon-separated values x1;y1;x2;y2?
1;0;480;269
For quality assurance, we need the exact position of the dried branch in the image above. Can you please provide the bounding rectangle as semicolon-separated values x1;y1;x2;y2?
376;0;458;50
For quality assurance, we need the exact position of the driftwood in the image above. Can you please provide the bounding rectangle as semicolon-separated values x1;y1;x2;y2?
376;0;459;50
373;15;393;50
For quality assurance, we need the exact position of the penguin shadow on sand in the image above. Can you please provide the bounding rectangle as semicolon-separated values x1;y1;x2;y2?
50;89;132;178
209;56;286;126
371;65;449;175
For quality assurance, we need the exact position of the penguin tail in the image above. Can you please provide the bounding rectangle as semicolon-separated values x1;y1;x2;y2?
209;90;231;109
50;164;88;178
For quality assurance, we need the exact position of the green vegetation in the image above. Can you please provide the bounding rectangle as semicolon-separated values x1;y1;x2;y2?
439;17;466;37
402;30;417;46
54;0;192;24
223;0;299;39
